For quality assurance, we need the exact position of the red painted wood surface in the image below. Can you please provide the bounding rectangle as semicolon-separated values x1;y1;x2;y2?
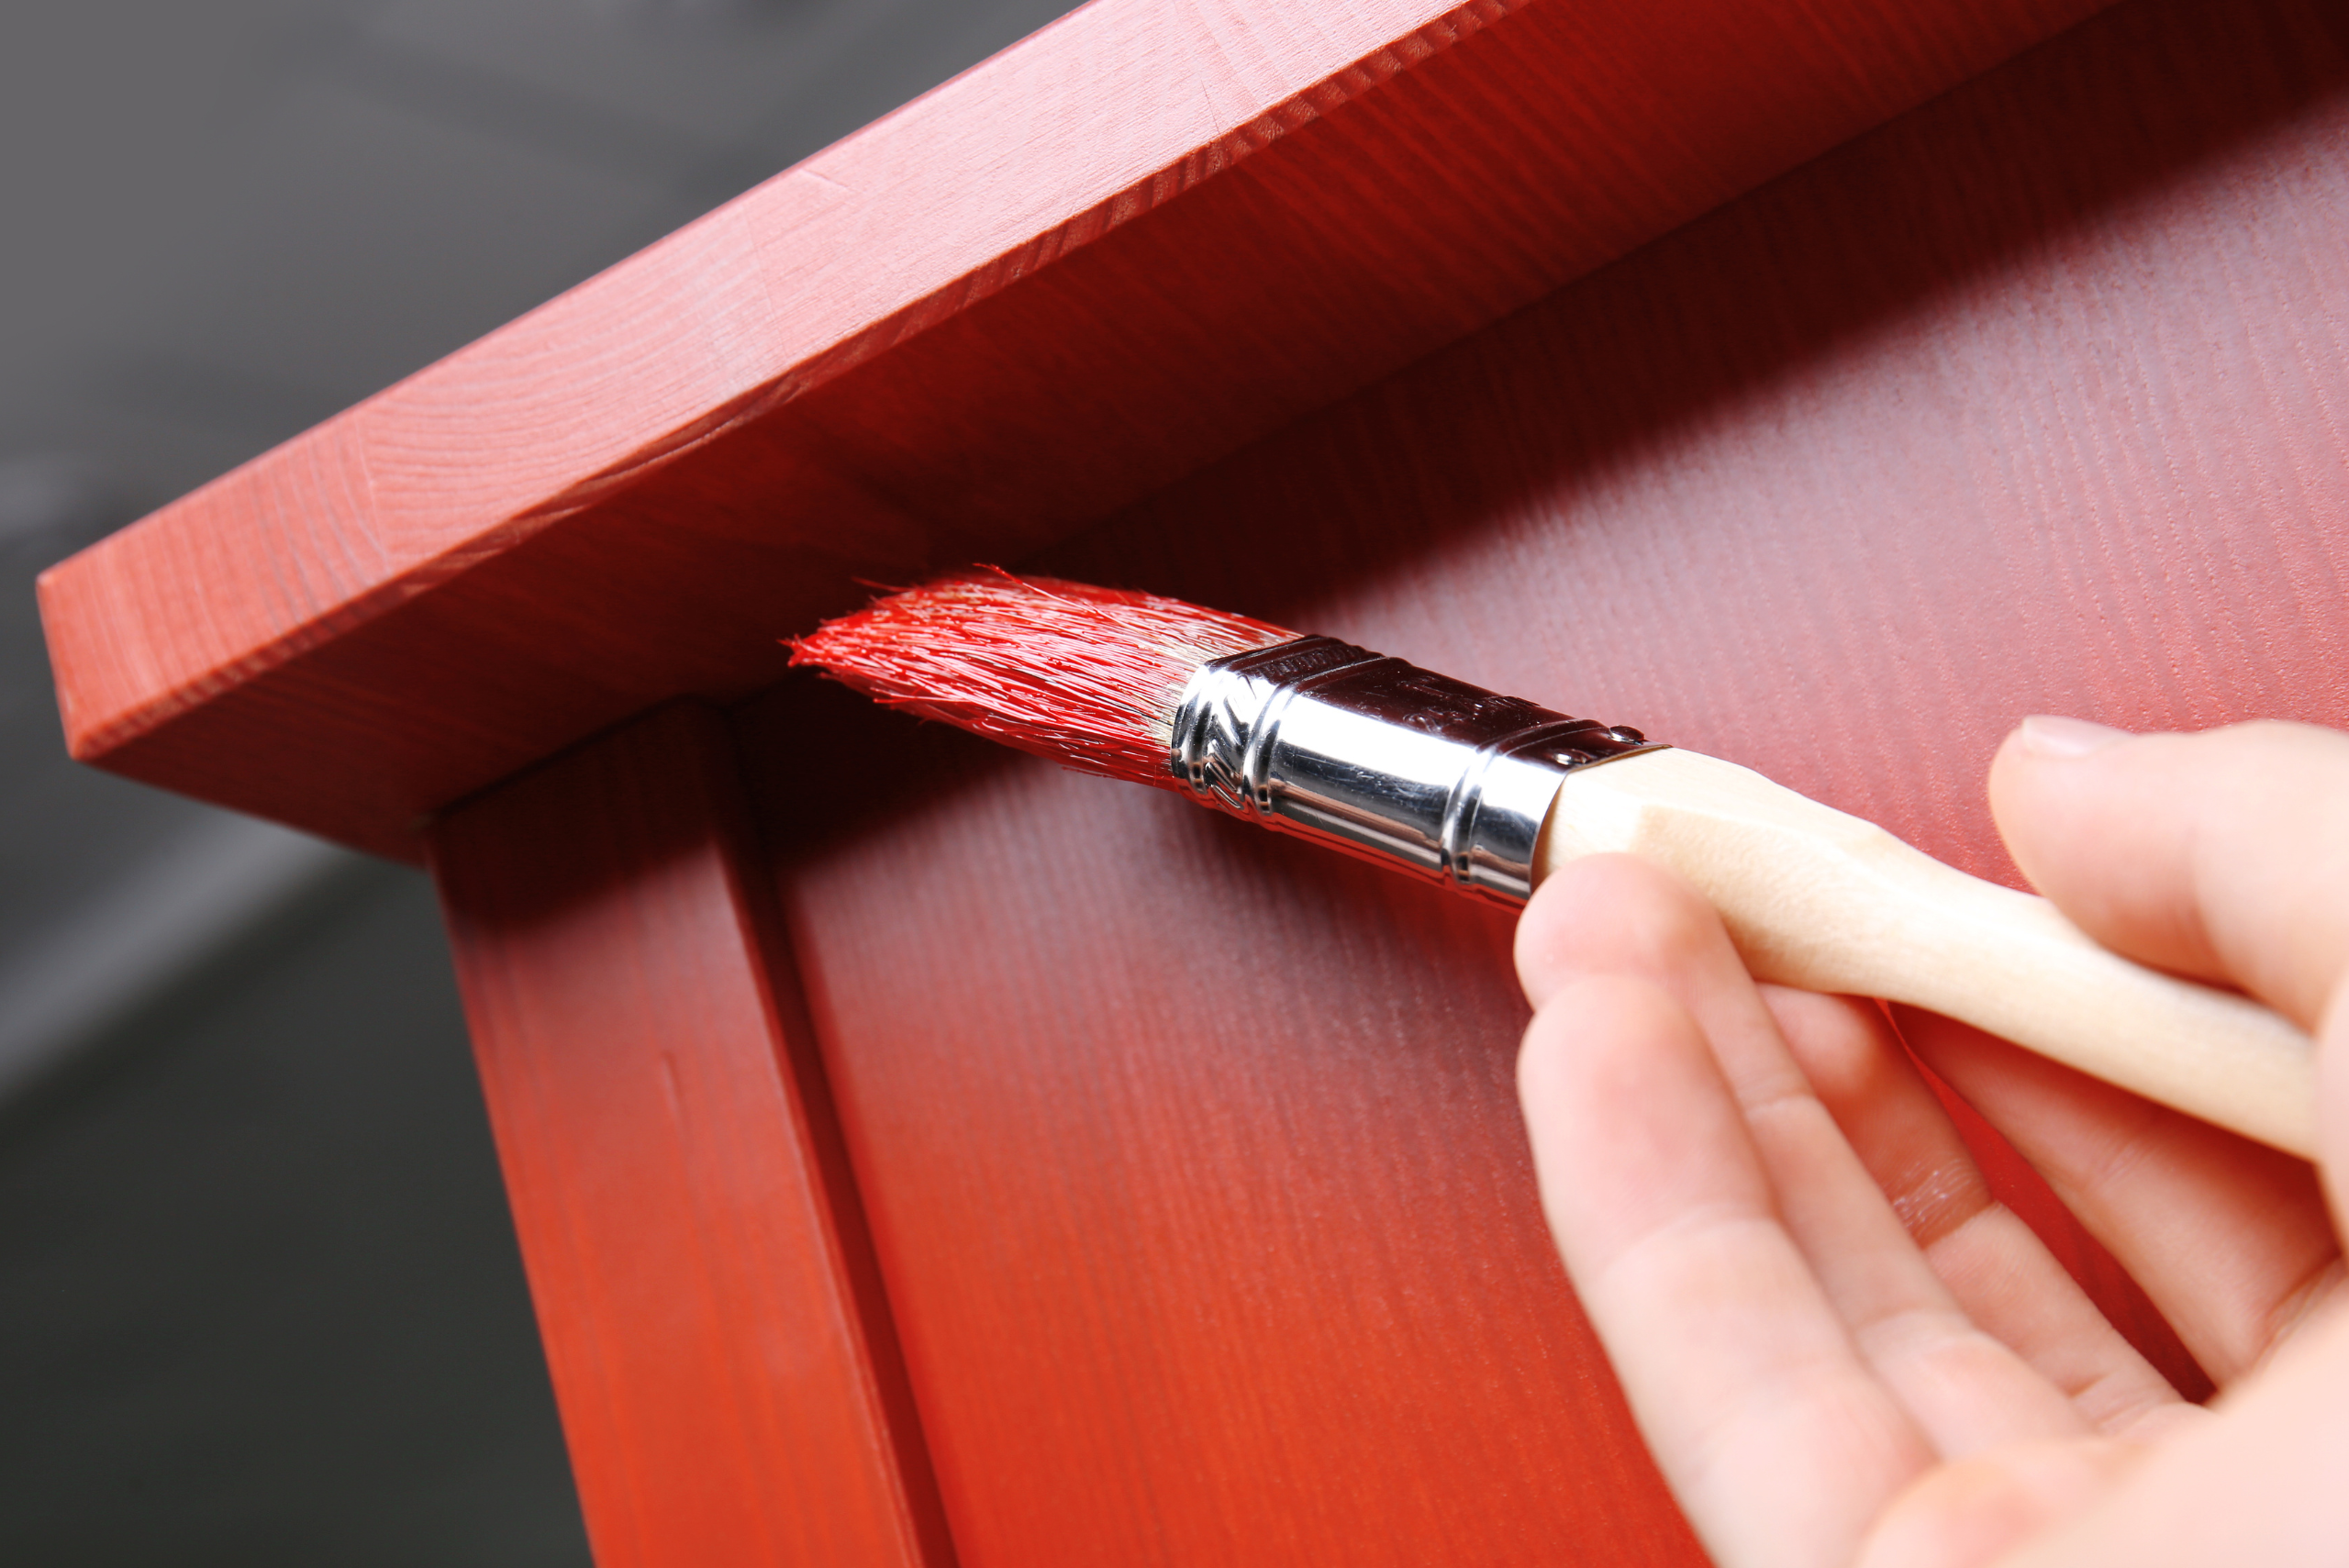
37;0;2108;859
430;705;952;1568
734;0;2349;1561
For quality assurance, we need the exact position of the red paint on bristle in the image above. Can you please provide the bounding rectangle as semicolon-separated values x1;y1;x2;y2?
788;569;1298;784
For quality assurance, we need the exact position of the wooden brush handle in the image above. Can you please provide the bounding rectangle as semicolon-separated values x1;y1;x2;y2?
1539;748;2317;1158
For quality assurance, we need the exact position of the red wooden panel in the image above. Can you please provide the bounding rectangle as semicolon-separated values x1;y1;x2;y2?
736;0;2349;1561
39;0;2109;859
751;739;1700;1567
430;705;952;1568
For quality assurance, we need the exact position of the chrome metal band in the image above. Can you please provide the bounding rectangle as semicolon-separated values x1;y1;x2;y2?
1167;636;1667;906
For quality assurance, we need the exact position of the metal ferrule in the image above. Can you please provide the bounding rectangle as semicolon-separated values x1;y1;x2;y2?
1167;636;1667;907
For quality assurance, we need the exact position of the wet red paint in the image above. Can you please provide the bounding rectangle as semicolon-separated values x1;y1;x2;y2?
789;570;1293;786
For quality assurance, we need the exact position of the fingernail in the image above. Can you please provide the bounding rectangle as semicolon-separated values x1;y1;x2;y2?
2015;714;2132;758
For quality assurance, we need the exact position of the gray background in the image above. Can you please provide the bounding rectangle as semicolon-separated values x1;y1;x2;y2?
0;0;1080;1560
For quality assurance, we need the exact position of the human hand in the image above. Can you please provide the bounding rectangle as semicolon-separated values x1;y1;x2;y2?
1514;717;2349;1568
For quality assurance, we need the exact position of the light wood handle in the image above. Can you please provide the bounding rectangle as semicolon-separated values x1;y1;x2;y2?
1539;748;2317;1158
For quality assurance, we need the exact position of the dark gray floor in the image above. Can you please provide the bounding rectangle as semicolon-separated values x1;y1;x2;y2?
0;866;586;1567
2;0;1082;1560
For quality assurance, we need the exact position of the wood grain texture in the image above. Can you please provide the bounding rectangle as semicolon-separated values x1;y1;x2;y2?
430;705;952;1568
39;0;2109;859
735;0;2349;1559
749;717;1695;1567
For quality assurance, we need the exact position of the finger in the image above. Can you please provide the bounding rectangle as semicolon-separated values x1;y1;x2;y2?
1989;1299;2349;1568
1987;717;2349;1032
1967;718;2349;1378
1520;855;1809;1095
1897;1005;2341;1386
1519;972;1931;1568
1523;859;2087;1456
1854;1438;2146;1568
1761;987;2182;1436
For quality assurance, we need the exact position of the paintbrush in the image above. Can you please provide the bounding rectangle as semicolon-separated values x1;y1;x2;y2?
789;569;2314;1158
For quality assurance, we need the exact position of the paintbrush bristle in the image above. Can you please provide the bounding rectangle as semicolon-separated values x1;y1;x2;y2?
788;568;1299;784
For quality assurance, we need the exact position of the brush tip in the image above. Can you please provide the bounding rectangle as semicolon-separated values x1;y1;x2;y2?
789;568;1299;783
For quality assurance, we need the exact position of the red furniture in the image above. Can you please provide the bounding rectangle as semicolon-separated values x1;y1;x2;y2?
43;0;2349;1562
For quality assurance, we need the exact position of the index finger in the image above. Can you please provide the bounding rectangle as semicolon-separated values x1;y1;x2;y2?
1976;717;2349;1371
1988;717;2349;1034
